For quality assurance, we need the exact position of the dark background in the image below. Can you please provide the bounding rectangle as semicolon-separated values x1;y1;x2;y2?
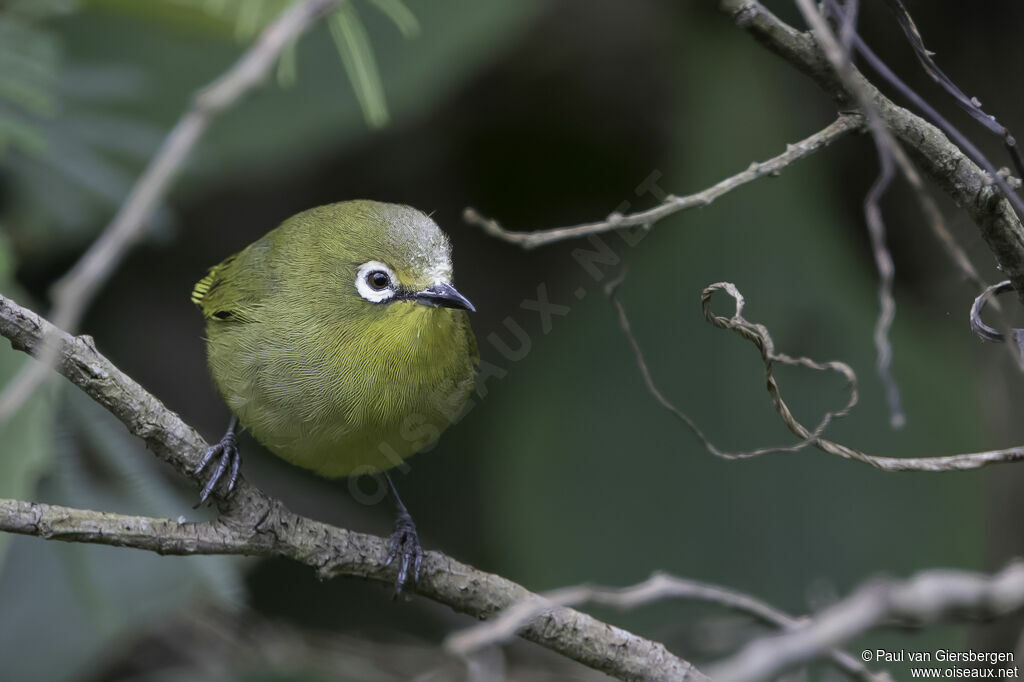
2;1;1023;679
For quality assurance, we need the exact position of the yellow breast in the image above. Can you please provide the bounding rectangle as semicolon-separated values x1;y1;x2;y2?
206;304;476;478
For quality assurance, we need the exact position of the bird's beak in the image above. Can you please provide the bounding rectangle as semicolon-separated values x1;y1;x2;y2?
413;282;476;312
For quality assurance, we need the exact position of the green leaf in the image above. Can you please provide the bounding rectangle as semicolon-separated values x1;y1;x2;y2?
0;114;48;155
143;0;403;127
0;4;68;157
329;3;389;128
275;37;299;86
369;0;420;38
36;0;544;194
232;0;273;39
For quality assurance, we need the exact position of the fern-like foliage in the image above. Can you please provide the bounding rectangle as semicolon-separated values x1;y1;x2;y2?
169;0;420;128
0;0;77;156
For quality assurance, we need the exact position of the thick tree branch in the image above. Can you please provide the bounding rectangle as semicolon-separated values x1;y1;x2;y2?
0;293;706;682
708;561;1024;682
0;0;344;424
464;113;863;248
719;0;1024;305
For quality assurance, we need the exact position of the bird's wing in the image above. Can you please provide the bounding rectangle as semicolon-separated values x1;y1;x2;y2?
191;250;263;323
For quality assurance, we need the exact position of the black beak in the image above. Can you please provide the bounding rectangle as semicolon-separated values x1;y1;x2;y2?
413;282;476;312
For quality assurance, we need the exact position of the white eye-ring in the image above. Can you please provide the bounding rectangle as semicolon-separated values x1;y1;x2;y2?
355;261;398;303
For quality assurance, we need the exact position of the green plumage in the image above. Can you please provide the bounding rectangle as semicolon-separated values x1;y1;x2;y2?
193;200;478;478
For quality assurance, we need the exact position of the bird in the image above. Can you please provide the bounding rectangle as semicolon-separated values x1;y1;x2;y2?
190;200;478;593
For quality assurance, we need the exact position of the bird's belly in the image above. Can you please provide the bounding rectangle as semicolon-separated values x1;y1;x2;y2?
211;328;474;478
257;400;458;478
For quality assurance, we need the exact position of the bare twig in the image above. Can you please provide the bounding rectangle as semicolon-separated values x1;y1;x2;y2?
719;0;1024;305
607;277;858;460
794;0;908;428
818;0;1024;371
971;279;1024;367
880;0;1024;183
616;280;1024;472
464;114;863;249
971;280;1016;344
708;561;1024;682
804;0;1024;384
822;0;1024;219
900;170;1024;371
447;571;892;682
0;0;343;425
701;281;1024;471
0;293;706;682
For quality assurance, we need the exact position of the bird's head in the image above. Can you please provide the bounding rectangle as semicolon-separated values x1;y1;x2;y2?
284;200;475;321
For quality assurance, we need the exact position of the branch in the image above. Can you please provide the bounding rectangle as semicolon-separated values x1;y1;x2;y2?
794;0;909;427
819;0;1024;221
463;114;863;249
608;275;859;461
881;0;1024;178
0;0;343;424
0;499;251;555
708;561;1024;682
0;293;706;682
615;280;1024;471
446;572;891;682
720;0;1024;305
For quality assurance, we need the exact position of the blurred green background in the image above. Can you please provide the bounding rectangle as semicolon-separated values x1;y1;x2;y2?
2;1;1024;680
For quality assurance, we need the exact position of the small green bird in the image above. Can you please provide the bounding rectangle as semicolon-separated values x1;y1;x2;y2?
191;200;478;592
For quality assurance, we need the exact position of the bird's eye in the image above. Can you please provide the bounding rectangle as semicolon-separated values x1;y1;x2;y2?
367;270;391;291
355;261;398;303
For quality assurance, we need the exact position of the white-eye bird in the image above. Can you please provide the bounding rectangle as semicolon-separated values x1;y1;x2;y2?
191;200;478;592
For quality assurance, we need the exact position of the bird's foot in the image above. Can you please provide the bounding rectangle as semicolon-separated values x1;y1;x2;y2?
384;508;422;597
193;429;241;507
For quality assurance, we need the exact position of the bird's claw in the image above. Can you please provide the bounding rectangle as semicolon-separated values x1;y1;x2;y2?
383;510;422;597
193;430;240;507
